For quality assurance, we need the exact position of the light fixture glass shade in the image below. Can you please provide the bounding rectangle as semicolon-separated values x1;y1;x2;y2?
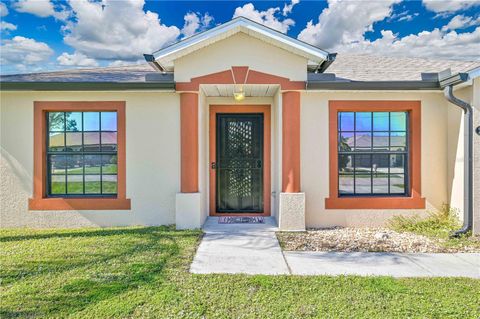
233;91;245;101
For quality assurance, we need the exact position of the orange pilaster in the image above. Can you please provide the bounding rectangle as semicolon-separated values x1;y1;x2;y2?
282;91;301;193
180;92;199;193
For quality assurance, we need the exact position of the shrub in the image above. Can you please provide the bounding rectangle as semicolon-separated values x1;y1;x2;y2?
388;204;462;238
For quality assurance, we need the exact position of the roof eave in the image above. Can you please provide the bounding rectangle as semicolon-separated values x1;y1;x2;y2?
307;80;440;90
0;81;175;91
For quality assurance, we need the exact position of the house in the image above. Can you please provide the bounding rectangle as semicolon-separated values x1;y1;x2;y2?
1;17;479;234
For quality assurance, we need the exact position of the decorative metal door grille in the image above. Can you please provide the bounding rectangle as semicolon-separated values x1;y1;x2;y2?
216;114;263;212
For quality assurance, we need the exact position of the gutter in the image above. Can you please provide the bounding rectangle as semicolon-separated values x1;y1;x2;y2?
0;81;175;91
307;80;439;90
443;84;474;237
143;54;166;72
316;53;337;73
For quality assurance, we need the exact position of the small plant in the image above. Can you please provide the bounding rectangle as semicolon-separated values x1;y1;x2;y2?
388;204;461;239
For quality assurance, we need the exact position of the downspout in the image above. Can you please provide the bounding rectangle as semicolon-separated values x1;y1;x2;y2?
443;85;473;237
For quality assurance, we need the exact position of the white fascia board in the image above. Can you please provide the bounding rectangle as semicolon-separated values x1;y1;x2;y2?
152;17;329;66
467;66;480;80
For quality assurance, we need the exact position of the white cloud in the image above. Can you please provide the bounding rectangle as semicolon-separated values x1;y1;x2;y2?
298;0;400;50
13;0;69;20
13;0;54;17
63;0;180;61
57;52;98;67
423;0;480;14
442;14;480;30
108;60;144;67
0;2;9;17
1;21;17;31
181;12;214;38
336;27;480;61
0;36;54;66
283;0;300;16
233;3;295;33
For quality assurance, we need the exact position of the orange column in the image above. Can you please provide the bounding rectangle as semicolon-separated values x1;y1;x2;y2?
180;92;199;193
282;91;301;193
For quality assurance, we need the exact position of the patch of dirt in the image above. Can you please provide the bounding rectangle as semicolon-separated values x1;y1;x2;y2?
277;227;480;253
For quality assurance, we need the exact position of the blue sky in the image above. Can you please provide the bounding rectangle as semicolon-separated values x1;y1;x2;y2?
1;0;479;74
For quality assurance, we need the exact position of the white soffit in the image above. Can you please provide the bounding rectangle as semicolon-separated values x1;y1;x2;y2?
151;17;329;71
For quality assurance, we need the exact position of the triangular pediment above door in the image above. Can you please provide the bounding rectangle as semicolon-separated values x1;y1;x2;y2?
144;17;334;82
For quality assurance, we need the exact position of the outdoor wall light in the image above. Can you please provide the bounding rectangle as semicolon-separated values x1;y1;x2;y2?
476;126;480;136
233;86;245;101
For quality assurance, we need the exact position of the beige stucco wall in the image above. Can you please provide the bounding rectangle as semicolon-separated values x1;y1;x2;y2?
0;91;180;228
301;91;450;228
174;32;308;82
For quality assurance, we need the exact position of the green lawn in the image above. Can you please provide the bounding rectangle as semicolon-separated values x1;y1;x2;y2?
51;181;117;194
1;227;479;318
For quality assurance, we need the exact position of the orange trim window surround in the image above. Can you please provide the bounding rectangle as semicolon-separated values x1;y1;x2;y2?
325;100;425;209
29;101;131;211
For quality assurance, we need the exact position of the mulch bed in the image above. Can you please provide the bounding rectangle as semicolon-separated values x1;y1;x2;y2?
277;227;480;253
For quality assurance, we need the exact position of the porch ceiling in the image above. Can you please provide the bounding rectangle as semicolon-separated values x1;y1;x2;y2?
201;84;279;97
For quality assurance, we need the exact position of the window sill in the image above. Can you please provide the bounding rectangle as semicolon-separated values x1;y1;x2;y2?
28;197;131;211
325;196;425;209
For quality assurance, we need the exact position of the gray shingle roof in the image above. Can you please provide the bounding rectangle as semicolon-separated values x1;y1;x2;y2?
0;64;163;83
1;54;478;84
328;53;480;81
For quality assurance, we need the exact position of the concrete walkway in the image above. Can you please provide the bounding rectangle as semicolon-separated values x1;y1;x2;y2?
190;217;289;274
190;218;480;278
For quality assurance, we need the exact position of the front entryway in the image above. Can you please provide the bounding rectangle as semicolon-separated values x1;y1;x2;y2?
216;114;263;213
209;105;271;216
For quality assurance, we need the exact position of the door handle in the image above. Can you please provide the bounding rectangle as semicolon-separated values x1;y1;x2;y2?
211;162;217;169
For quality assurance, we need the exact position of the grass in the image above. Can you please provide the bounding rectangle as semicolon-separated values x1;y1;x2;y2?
1;227;480;318
388;205;480;250
51;181;117;194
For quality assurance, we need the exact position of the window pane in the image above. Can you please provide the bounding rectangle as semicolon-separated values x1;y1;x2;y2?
102;155;117;174
50;175;66;194
101;132;117;151
84;112;100;131
339;155;353;194
390;174;405;194
67;175;83;194
84;132;100;151
65;112;82;131
353;132;371;151
66;155;83;175
85;155;101;174
49;112;64;131
354;154;371;194
65;132;82;151
102;175;117;194
355;112;371;131
101;112;117;131
85;175;101;194
339;112;354;131
49;155;66;174
373;112;389;131
390;132;406;151
49;132;65;152
391;112;406;131
338;132;353;152
373;132;389;151
390;154;405;175
372;154;389;193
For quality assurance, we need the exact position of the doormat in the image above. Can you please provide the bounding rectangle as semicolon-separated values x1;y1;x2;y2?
218;216;265;224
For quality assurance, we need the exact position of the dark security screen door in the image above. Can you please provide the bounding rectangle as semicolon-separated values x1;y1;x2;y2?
216;114;264;213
